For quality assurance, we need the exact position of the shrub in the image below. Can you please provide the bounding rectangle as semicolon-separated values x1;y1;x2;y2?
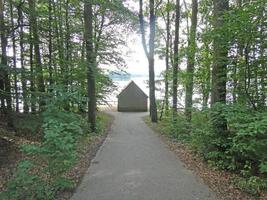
235;176;267;196
1;161;54;200
1;86;86;199
190;104;267;194
159;114;191;141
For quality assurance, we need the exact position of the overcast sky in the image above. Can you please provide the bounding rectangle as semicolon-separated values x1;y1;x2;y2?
118;0;166;77
124;34;165;76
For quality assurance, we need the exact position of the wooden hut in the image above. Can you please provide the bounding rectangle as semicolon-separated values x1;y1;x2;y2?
117;81;148;112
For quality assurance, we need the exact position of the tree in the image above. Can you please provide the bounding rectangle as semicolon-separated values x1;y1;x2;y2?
139;0;158;122
84;0;96;131
18;3;29;113
28;0;45;109
0;0;6;113
162;0;171;113
172;0;180;120
0;0;12;126
211;0;229;134
10;1;19;112
185;0;198;122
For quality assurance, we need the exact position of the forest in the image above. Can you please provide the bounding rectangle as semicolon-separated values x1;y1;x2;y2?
0;0;266;199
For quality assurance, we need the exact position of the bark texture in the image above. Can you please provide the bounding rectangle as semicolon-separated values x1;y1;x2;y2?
84;1;97;131
173;0;180;119
185;0;198;122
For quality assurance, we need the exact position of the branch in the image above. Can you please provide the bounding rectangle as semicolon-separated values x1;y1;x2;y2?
7;0;25;35
155;0;163;11
95;10;106;55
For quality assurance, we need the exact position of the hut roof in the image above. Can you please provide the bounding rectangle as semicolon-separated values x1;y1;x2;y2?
117;81;148;98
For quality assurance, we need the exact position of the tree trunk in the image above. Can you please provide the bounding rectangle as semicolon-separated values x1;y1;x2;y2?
48;0;53;89
65;0;71;110
18;5;29;113
148;0;158;122
139;0;158;122
211;0;229;134
185;0;198;122
84;1;96;131
28;0;45;109
164;0;170;113
0;0;5;112
29;28;36;113
54;0;66;87
10;1;19;112
172;0;180;120
0;0;12;126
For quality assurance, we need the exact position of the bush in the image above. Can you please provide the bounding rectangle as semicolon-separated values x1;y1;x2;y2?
158;114;191;141
190;104;267;195
1;161;54;200
1;86;86;199
235;176;267;196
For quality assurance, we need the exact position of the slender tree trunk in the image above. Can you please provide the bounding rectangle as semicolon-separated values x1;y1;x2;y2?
202;42;211;109
149;0;158;122
173;0;180;119
232;60;237;103
29;28;36;113
54;0;65;86
18;5;29;113
0;0;12;126
0;0;5;112
10;1;19;112
139;0;157;122
48;0;53;89
65;0;71;110
29;0;45;109
164;0;170;113
259;29;266;108
211;0;229;134
84;1;96;131
185;0;198;122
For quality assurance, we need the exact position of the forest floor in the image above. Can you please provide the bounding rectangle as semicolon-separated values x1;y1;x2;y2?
145;117;267;200
0;113;42;192
0;112;113;199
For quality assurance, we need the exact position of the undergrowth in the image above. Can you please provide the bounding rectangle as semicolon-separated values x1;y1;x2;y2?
153;104;267;196
0;87;111;200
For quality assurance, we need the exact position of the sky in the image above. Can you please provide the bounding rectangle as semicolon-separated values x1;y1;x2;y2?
114;0;167;77
124;34;165;76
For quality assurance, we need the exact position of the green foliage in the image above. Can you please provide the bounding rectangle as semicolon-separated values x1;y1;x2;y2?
1;86;86;199
235;176;267;196
95;112;111;135
190;104;267;195
158;103;267;195
12;114;43;136
157;114;191;142
1;161;54;200
191;104;267;173
1;80;113;199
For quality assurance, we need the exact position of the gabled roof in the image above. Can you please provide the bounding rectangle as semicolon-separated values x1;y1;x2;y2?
117;81;148;98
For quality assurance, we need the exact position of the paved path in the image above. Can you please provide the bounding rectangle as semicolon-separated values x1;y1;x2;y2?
71;112;216;200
